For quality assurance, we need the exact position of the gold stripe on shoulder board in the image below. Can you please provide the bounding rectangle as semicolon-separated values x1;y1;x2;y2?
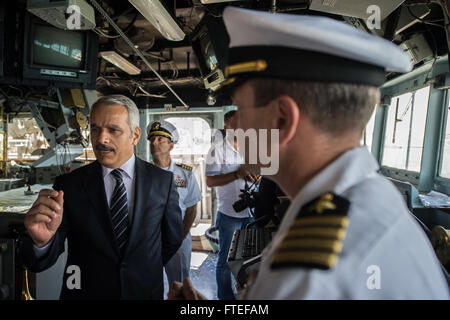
176;163;192;171
290;215;349;228
284;227;347;240
277;238;344;253
270;192;351;271
272;251;339;269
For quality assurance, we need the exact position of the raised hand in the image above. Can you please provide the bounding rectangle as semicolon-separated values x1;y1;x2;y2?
24;189;64;248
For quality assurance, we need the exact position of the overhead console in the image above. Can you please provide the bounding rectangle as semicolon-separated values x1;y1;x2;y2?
190;14;229;90
0;1;99;89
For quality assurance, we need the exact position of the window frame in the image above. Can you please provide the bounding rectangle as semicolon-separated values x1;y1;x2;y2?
377;56;449;193
435;89;450;194
380;86;430;177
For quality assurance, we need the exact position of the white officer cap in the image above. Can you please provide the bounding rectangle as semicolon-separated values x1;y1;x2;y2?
218;6;413;92
146;120;179;144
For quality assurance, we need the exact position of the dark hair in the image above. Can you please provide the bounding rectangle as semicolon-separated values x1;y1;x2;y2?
248;79;380;135
224;110;236;124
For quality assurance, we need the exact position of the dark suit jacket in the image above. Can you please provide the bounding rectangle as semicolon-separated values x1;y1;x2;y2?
21;156;182;299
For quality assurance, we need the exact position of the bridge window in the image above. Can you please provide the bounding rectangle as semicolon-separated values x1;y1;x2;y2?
363;107;376;152
164;117;211;155
439;92;450;179
382;86;430;172
3;117;49;161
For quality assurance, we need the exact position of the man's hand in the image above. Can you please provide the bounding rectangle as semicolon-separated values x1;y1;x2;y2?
167;278;207;300
24;189;64;248
236;165;261;183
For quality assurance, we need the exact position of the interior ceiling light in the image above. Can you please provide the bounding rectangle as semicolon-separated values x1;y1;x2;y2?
128;0;185;41
99;51;141;75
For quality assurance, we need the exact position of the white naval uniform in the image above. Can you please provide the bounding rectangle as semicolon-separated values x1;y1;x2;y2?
163;161;202;285
246;147;450;299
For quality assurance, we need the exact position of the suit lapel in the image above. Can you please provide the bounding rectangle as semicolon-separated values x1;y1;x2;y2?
82;161;119;256
125;157;154;256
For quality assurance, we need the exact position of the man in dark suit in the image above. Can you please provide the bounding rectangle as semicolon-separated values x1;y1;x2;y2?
21;95;182;299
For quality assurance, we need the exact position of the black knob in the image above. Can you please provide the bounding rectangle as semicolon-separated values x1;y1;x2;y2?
0;284;10;300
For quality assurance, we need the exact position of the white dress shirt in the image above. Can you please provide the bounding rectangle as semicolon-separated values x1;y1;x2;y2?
34;154;137;256
205;137;251;218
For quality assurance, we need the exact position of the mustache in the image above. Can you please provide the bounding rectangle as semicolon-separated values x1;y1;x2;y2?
95;143;115;152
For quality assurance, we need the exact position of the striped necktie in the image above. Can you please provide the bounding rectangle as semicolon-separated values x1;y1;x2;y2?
110;169;129;254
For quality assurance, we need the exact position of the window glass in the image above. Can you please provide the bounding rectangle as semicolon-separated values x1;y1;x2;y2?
164;117;213;221
363;107;376;153
382;86;430;171
165;117;211;155
439;91;450;178
6;117;49;161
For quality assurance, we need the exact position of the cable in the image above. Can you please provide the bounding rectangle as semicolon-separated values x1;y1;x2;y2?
0;88;10;99
96;10;138;38
89;0;189;109
407;5;446;29
22;269;33;300
7;86;24;98
93;27;121;39
136;85;167;98
202;4;222;18
399;94;414;121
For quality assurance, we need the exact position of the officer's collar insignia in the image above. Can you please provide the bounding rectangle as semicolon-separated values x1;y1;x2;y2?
271;192;350;271
152;122;160;131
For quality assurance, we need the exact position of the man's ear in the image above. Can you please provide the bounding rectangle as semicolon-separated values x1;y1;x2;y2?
274;95;300;147
132;127;141;146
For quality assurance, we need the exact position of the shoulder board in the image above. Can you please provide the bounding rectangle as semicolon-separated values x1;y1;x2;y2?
176;163;193;171
270;192;350;271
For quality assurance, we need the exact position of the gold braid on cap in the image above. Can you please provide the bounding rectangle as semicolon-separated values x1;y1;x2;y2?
148;131;173;140
225;60;268;77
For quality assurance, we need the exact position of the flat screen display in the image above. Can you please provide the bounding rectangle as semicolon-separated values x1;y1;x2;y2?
32;24;85;70
194;25;219;77
199;31;218;74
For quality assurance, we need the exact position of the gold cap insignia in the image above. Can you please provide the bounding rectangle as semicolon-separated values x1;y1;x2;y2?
152;122;160;130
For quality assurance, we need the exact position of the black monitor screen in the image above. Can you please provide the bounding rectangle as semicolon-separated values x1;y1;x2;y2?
32;24;85;70
198;26;218;75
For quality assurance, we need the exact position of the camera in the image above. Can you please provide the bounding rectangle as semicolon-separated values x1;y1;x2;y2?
232;181;259;213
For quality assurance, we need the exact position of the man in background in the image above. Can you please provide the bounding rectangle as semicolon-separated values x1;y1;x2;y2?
148;120;202;289
205;110;256;300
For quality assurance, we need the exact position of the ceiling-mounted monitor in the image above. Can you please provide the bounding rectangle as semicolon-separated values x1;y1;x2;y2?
191;15;229;89
22;13;99;89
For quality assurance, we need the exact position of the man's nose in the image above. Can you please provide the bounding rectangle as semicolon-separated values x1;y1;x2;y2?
97;128;110;144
